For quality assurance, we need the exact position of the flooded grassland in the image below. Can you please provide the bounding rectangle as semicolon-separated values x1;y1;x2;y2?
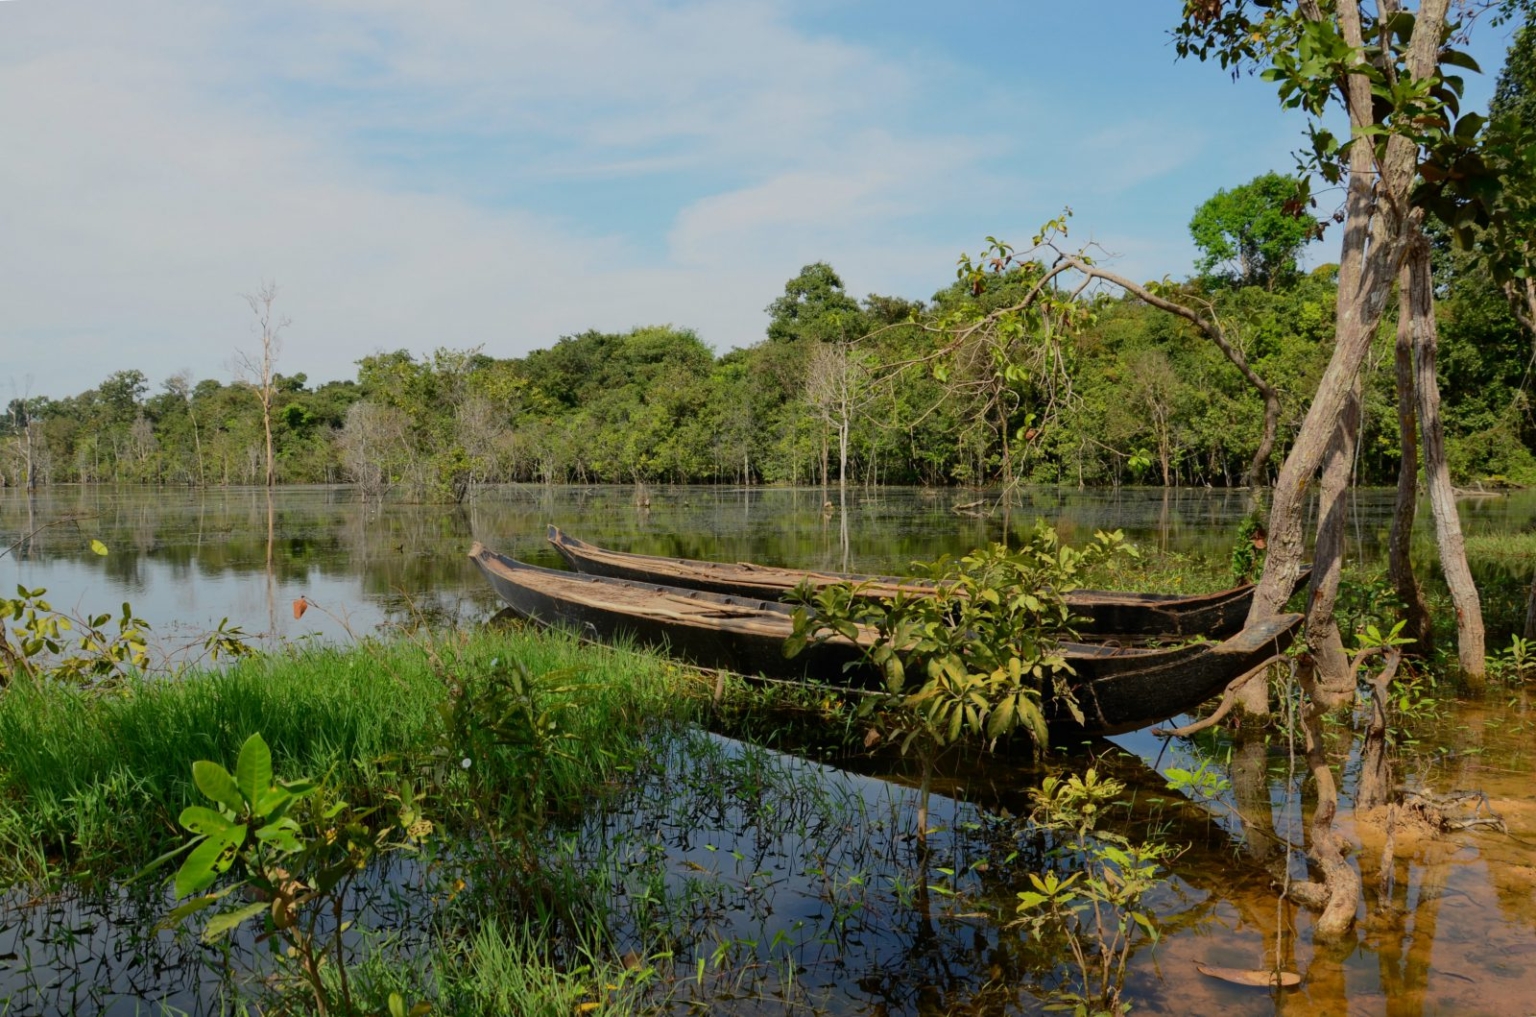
2;484;1535;1015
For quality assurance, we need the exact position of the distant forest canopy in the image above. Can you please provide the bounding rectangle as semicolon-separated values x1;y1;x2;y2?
2;207;1533;499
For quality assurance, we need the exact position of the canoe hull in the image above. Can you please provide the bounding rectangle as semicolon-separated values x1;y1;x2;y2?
471;543;1303;737
547;527;1299;640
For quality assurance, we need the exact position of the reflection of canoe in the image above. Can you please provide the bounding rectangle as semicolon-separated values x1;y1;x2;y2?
547;526;1305;640
470;543;1303;736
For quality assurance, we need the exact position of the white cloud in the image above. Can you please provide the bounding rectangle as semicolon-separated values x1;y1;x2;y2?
1;0;962;396
0;0;1236;400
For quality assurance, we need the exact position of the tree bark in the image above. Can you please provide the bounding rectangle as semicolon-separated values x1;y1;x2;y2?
1294;666;1362;942
1306;378;1362;704
1502;281;1536;639
1237;0;1447;719
1356;650;1403;812
1387;268;1435;654
1404;235;1486;684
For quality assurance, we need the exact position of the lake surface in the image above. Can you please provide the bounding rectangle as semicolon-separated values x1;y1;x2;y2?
3;484;1536;1015
5;483;1535;652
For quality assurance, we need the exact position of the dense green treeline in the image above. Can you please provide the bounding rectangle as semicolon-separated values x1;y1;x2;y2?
3;247;1532;499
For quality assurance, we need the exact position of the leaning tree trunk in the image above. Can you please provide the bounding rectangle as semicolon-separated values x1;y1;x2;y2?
1504;280;1536;639
1237;0;1446;719
1387;269;1435;654
1305;379;1362;706
1404;235;1486;684
1238;179;1402;716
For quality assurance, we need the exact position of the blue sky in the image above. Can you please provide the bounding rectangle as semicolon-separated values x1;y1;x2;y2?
0;1;1523;400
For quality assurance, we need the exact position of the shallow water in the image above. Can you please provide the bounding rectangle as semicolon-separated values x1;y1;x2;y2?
5;483;1535;651
4;712;1534;1016
3;484;1536;1014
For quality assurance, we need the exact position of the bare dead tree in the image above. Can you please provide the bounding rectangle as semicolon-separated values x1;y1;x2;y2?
337;400;412;502
804;341;873;497
5;380;40;492
1125;349;1181;486
233;281;288;488
165;370;206;486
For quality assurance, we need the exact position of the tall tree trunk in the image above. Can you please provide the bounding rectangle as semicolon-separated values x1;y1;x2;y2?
820;429;829;492
1238;0;1446;719
189;407;205;487
838;417;849;497
1404;236;1486;684
1238;211;1405;716
1388;270;1435;654
1306;379;1362;704
1504;281;1536;638
263;401;275;488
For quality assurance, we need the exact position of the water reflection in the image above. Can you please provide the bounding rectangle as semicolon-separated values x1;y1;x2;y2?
6;485;1536;650
4;484;1536;1014
1;706;1534;1015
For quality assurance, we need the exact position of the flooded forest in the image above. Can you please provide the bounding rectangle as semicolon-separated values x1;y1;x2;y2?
4;2;1536;1016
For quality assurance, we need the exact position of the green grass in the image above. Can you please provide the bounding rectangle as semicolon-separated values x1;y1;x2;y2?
0;624;701;886
436;919;648;1017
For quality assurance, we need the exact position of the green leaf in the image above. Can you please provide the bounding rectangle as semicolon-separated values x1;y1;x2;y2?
173;825;247;898
126;839;198;886
235;734;274;809
201;901;270;942
161;885;239;928
89;540;109;556
253;787;293;817
254;819;304;853
179;806;233;836
1439;49;1481;73
192;761;243;813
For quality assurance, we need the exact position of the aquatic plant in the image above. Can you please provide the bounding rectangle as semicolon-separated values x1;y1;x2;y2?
163;732;432;1016
1012;768;1178;1017
0;625;691;886
787;524;1133;844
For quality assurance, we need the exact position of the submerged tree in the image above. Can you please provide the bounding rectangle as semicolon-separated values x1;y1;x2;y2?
1173;0;1527;708
234;281;288;488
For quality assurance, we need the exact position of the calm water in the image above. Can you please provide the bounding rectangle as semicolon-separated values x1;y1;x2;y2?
5;483;1535;651
3;484;1536;1015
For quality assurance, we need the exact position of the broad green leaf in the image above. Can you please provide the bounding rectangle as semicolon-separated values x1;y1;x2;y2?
161;885;239;928
192;761;243;813
254;819;304;853
201;901;270;942
89;540;109;556
235;734;273;808
173;825;246;898
253;787;293;817
179;806;233;836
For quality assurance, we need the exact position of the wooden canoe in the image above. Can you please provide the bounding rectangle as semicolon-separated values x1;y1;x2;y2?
547;526;1303;640
470;543;1302;736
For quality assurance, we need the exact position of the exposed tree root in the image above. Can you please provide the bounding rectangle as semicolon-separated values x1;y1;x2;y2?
1151;660;1275;738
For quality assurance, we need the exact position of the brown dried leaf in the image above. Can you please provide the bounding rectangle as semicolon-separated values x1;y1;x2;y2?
1194;961;1301;988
